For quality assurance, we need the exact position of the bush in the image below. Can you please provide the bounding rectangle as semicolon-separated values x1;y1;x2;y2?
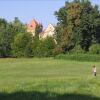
53;46;63;56
70;45;85;54
89;44;100;54
11;33;33;57
33;37;56;57
55;54;100;62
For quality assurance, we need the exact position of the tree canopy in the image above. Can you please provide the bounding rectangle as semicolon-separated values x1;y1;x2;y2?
55;0;100;53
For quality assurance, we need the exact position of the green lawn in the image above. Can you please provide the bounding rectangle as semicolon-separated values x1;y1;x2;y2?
0;58;100;100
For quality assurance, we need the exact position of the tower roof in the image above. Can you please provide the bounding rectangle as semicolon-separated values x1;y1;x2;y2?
27;19;38;30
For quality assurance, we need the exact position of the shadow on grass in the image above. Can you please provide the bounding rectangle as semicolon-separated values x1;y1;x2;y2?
0;91;100;100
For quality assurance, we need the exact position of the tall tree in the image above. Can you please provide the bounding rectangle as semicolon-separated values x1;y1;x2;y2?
79;1;100;51
55;1;82;52
0;18;10;57
55;0;100;52
0;17;26;57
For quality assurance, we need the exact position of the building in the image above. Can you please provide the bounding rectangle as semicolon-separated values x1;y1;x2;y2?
39;24;55;39
27;19;56;43
27;19;38;36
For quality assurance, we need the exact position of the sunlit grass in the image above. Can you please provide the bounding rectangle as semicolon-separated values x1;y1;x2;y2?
0;58;100;100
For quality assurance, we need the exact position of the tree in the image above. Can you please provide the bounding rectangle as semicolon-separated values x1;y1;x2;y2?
55;0;100;53
0;18;11;57
11;17;26;34
0;17;27;57
11;33;33;57
79;1;100;51
35;23;43;39
55;1;82;53
32;37;56;57
89;44;100;54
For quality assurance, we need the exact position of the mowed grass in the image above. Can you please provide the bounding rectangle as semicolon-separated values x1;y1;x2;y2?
0;58;100;100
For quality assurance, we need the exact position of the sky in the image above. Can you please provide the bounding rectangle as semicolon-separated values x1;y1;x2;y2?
0;0;100;28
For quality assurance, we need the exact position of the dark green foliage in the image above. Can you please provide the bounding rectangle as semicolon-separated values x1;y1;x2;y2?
11;33;33;57
0;17;26;57
33;37;56;57
79;1;100;51
70;45;85;54
89;44;100;54
0;91;99;100
1;0;100;58
55;54;100;62
55;6;67;25
55;0;100;53
55;1;82;53
35;23;43;39
11;17;26;34
0;18;11;57
53;45;63;56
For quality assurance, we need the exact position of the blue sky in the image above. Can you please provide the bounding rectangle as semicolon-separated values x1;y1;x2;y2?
0;0;100;28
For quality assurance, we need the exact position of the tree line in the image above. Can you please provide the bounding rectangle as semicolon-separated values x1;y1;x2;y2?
0;0;100;58
0;17;56;57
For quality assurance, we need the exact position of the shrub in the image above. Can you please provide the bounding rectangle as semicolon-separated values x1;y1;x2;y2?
55;54;100;62
11;33;33;57
53;46;63;56
33;37;56;57
70;45;85;54
89;44;100;54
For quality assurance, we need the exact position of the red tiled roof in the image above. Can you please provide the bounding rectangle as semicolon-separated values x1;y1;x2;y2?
27;19;38;30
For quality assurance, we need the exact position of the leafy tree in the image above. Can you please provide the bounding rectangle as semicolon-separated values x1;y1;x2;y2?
35;23;43;39
55;0;100;53
55;1;82;53
33;37;56;57
0;18;11;57
11;33;33;57
11;17;26;34
89;44;100;54
0;17;27;57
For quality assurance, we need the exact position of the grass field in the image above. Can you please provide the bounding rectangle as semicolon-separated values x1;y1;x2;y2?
0;58;100;100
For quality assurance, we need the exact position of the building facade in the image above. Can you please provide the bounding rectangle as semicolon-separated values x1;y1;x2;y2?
27;19;38;36
39;24;55;39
